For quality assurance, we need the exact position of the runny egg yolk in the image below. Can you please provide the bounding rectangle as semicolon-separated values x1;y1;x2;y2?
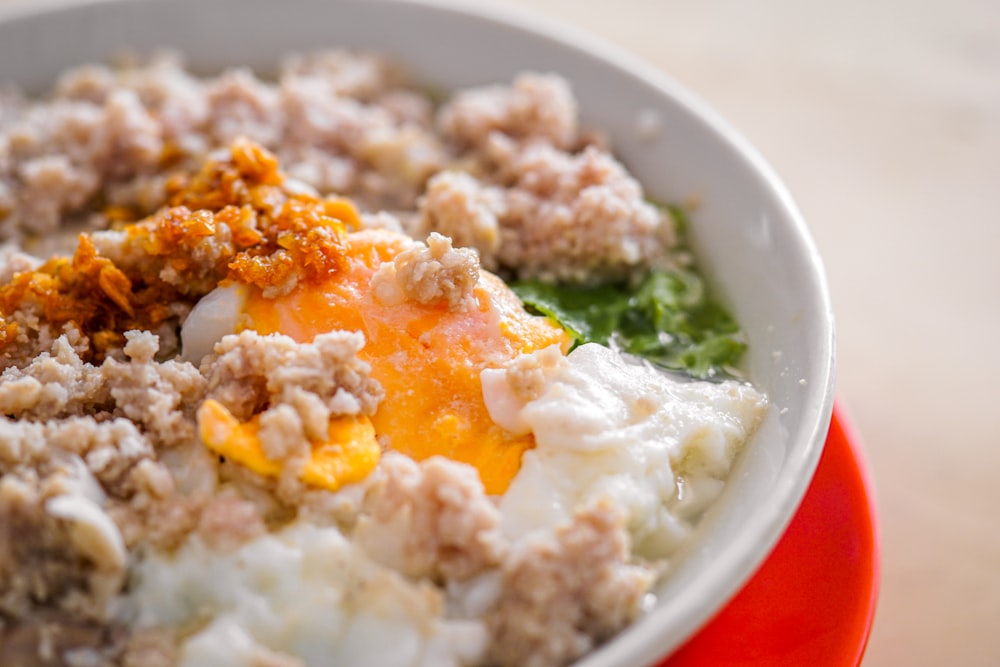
243;229;570;494
198;398;380;492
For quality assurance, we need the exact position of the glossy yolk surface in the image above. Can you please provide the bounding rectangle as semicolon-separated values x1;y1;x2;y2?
244;229;570;494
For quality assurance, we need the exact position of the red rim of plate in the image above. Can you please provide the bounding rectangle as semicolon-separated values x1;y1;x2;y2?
656;403;880;666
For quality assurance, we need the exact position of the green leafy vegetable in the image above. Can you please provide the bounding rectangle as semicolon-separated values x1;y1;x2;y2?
666;204;690;238
511;268;746;379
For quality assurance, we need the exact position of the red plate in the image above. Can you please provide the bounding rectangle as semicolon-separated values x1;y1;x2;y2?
658;404;879;666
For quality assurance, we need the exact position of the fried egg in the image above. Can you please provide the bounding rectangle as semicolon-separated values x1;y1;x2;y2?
183;228;570;494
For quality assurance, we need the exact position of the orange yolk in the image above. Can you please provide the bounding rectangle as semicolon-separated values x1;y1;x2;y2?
198;398;380;492
243;229;570;494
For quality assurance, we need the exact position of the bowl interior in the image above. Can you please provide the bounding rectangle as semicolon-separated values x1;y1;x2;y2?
0;1;836;664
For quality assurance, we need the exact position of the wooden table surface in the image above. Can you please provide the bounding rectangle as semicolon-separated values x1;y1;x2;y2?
2;0;998;664
464;1;1000;664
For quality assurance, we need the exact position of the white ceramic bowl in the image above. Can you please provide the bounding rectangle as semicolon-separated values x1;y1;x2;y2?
0;0;836;664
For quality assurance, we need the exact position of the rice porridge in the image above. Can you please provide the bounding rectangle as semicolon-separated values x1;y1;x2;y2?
0;52;766;667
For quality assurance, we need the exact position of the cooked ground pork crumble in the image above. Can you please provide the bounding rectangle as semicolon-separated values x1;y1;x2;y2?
0;50;733;667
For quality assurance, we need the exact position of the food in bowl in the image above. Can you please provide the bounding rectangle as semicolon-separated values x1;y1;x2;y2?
0;51;767;667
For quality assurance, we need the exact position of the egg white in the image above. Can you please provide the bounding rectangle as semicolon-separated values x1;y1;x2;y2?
485;343;768;559
180;283;247;364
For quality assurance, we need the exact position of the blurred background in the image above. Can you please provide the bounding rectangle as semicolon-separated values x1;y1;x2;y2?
0;0;996;663
459;0;1000;664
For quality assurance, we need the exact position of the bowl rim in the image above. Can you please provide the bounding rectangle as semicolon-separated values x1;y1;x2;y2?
406;3;834;664
0;0;837;665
